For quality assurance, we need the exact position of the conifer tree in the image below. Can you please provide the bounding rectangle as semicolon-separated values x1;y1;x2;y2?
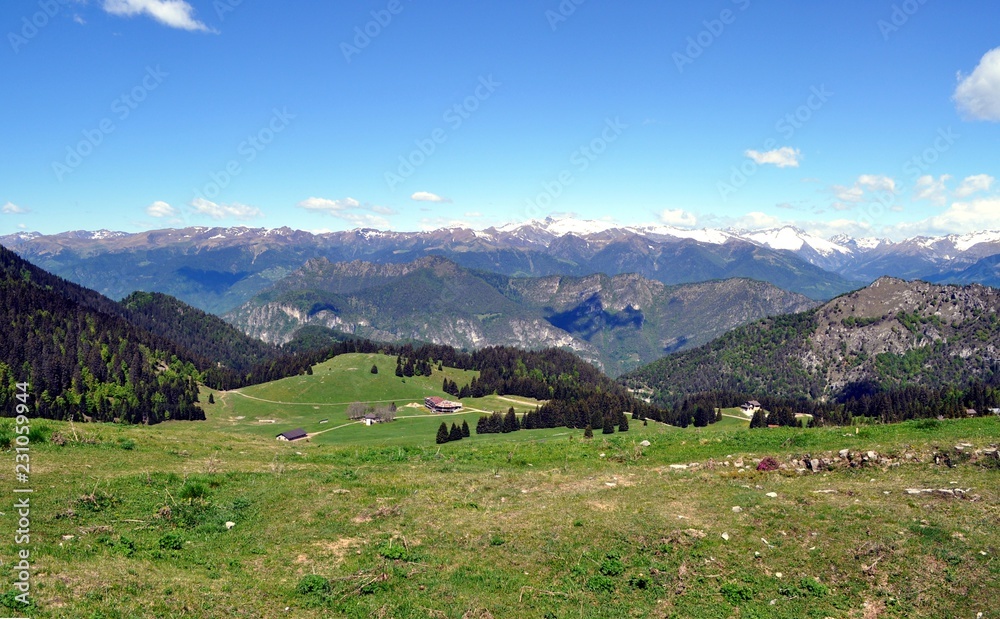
749;409;766;429
602;416;615;434
461;419;470;437
436;422;449;444
449;422;463;442
584;424;594;439
208;393;215;405
618;412;629;432
370;364;378;374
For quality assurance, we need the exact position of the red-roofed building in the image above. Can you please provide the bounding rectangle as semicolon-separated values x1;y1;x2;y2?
425;396;462;413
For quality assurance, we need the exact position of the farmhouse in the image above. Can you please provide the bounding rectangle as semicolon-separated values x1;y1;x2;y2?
362;415;381;426
276;428;308;442
740;400;761;414
425;396;463;413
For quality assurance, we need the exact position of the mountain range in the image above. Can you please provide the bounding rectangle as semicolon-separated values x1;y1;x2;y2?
623;277;1000;404
223;255;816;376
5;219;1000;316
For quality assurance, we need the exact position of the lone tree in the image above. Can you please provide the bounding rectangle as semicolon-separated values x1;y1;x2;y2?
584;424;594;439
461;420;470;437
436;422;450;444
208;393;215;405
370;364;378;374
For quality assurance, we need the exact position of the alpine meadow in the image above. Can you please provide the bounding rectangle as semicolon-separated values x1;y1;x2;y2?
2;2;1000;618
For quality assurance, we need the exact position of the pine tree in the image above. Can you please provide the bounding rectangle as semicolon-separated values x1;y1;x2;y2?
584;424;594;439
602;416;615;434
749;409;766;429
395;361;403;377
208;393;215;405
461;420;470;437
449;422;463;442
370;364;378;374
618;412;629;432
503;407;518;433
436;422;450;444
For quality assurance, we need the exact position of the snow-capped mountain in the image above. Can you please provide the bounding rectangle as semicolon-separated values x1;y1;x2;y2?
4;216;1000;315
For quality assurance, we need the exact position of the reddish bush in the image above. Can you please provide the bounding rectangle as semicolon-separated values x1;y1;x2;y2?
756;456;780;472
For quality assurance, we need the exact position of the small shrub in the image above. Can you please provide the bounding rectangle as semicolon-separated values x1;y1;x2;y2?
489;536;505;546
117;438;136;451
296;574;331;597
158;532;184;551
378;543;411;562
598;555;625;577
798;577;828;597
586;575;615;594
721;582;754;605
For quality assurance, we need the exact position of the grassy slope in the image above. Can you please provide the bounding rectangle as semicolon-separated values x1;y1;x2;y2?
203;353;545;446
2;358;999;618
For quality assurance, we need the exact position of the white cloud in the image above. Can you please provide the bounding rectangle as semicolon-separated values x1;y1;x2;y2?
954;47;1000;122
2;202;29;215
297;197;394;229
745;147;802;168
145;200;178;218
857;174;897;194
955;174;995;198
801;218;874;239
190;198;262;221
658;208;697;227
731;211;783;231
914;175;952;206
898;197;1000;237
411;191;452;203
829;174;898;211
298;197;361;212
102;0;214;32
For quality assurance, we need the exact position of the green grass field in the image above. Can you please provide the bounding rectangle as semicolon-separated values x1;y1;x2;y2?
2;355;998;618
203;353;546;447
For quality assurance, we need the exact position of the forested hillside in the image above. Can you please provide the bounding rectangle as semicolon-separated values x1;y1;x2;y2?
623;278;1000;424
0;246;203;423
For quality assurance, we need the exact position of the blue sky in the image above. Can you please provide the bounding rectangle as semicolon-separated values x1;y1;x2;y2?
1;0;999;239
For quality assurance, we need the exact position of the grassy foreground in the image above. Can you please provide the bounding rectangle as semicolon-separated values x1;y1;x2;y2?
0;360;998;617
